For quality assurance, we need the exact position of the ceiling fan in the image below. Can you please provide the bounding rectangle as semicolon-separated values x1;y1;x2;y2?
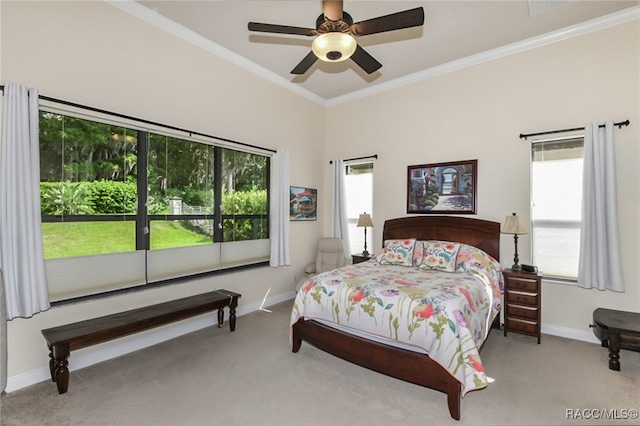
248;0;425;75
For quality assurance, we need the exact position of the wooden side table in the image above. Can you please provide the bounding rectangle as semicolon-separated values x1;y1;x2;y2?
591;308;640;371
503;268;542;343
352;254;372;264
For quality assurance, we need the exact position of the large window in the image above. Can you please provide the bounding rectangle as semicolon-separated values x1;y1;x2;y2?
344;162;374;256
39;110;270;301
531;137;583;280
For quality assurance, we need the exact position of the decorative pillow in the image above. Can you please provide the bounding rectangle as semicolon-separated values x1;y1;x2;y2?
416;240;461;272
376;239;417;266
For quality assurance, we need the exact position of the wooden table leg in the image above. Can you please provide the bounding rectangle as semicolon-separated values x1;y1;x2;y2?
217;307;224;328
47;345;56;382
51;344;70;394
608;331;621;371
229;297;237;332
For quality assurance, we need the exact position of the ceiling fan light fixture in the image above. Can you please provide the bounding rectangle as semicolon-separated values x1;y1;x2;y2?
312;33;356;62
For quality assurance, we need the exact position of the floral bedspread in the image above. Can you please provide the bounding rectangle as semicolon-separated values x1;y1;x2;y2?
291;250;503;395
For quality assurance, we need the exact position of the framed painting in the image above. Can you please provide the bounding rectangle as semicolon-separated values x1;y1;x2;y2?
290;187;317;221
407;159;477;214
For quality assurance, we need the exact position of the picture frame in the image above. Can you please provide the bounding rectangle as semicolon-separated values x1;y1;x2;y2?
407;159;477;214
290;186;317;221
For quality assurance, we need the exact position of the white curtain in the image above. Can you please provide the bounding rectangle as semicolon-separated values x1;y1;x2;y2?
331;159;351;257
0;82;50;319
577;121;624;291
269;149;290;266
0;271;6;394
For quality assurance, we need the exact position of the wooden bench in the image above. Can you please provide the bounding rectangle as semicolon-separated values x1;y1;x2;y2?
591;307;640;371
41;289;240;394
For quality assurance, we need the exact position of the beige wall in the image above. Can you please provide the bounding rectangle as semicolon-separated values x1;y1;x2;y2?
1;0;639;385
324;21;639;335
1;1;325;379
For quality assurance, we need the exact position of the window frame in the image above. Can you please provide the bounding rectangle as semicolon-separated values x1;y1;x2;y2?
39;104;272;304
344;161;374;256
530;135;584;282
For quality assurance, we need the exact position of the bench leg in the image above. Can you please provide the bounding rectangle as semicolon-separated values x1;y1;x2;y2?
229;299;237;332
217;307;224;328
51;344;71;394
608;332;621;371
217;297;238;331
47;345;56;382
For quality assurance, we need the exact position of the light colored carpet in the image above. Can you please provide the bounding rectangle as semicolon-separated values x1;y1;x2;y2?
1;300;638;426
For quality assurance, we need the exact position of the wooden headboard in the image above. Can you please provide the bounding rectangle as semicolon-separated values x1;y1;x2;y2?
382;216;500;261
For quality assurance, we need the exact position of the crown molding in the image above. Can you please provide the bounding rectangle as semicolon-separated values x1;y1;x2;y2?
107;1;638;108
326;5;640;106
105;0;326;105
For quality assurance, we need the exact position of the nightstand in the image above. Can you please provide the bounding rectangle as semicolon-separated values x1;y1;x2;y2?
503;268;542;343
352;254;372;264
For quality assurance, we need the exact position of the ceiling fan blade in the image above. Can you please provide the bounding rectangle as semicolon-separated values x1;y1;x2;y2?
350;7;424;36
248;22;316;36
291;51;318;74
322;0;343;22
350;45;382;74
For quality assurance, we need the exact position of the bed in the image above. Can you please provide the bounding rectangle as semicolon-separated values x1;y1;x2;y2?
290;216;502;420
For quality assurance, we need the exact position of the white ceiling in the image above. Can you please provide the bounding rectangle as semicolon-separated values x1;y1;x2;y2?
114;1;639;104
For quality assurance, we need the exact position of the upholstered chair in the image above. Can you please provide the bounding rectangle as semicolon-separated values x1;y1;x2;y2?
295;238;345;292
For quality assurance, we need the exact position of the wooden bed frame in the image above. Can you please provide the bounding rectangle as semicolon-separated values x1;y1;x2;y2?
291;216;501;420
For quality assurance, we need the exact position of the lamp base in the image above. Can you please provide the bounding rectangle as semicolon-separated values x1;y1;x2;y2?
511;263;520;271
362;250;370;257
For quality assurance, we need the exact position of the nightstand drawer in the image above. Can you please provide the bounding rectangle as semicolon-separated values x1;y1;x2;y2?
506;317;538;335
502;268;542;343
505;276;538;292
506;303;538;320
506;290;538;306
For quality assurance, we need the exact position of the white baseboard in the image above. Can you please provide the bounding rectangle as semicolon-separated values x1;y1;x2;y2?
542;323;600;344
5;291;296;393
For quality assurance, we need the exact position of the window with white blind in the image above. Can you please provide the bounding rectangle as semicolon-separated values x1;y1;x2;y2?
39;109;270;301
344;162;374;255
531;136;583;280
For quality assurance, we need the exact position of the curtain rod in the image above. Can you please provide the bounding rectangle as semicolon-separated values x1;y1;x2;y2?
329;154;378;164
0;84;276;154
519;119;630;140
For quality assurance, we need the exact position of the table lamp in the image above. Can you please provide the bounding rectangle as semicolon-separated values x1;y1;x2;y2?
356;212;374;256
502;212;528;270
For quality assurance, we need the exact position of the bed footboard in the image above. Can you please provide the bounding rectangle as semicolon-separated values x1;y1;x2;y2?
292;318;461;420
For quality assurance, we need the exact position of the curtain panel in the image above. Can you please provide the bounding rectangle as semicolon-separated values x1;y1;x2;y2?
577;121;624;291
331;159;351;257
269;149;290;267
0;82;50;319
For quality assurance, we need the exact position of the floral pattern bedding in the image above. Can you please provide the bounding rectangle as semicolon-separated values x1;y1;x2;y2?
291;243;503;395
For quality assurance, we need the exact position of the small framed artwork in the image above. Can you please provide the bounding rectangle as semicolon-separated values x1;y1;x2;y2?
290;186;317;221
407;159;477;214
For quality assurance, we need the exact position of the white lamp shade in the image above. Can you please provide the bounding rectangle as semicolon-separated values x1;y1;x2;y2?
312;33;357;62
502;213;527;235
357;213;374;228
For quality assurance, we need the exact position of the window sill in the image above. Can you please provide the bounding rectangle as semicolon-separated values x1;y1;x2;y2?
541;275;577;286
50;260;269;307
